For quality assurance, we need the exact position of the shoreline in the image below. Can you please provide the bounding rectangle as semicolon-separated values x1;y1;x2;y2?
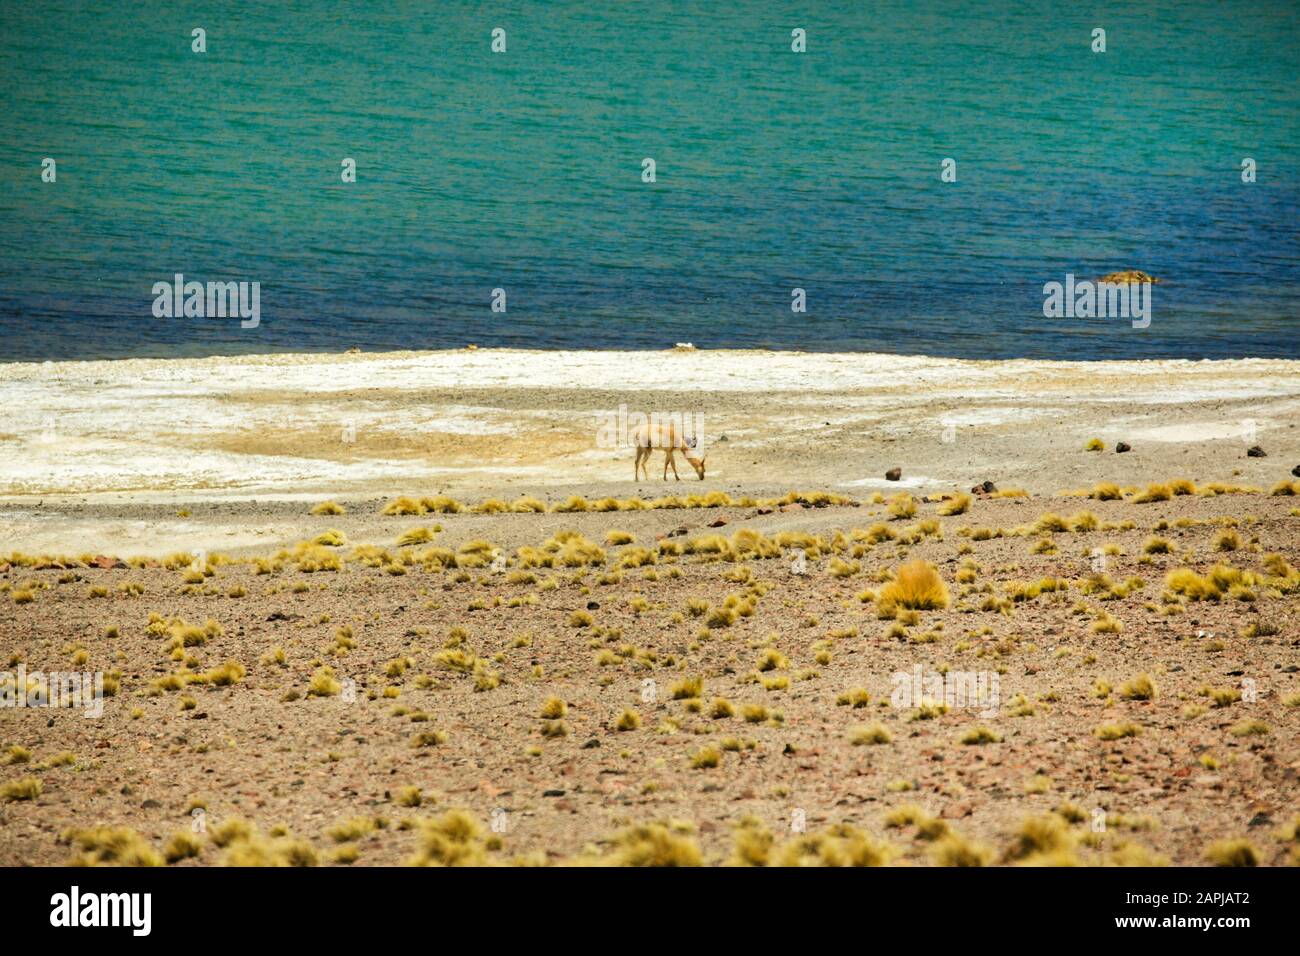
2;345;1298;555
6;344;1300;371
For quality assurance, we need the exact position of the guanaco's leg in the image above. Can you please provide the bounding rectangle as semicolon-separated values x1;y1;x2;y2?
669;449;681;481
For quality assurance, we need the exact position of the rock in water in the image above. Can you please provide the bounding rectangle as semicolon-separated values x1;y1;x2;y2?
1246;445;1266;458
885;468;902;481
1098;270;1162;284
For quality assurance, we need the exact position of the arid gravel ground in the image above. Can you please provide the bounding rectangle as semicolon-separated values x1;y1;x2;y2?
2;483;1298;866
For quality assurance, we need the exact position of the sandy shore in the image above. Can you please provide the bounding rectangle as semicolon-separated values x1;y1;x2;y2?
1;348;1298;558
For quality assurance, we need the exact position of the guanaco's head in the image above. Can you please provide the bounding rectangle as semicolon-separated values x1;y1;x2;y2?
687;454;706;480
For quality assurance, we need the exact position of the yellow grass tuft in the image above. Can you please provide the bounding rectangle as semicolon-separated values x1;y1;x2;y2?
1118;673;1156;700
63;825;163;866
1204;839;1259;867
877;560;950;611
960;726;1001;745
1;777;42;802
1089;482;1123;501
382;496;422;516
1095;721;1141;740
850;723;892;745
939;493;971;516
1134;483;1172;503
887;493;918;520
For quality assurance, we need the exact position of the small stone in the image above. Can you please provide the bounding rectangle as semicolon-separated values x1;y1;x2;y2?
885;467;902;481
1247;445;1266;458
543;789;566;797
1116;442;1131;453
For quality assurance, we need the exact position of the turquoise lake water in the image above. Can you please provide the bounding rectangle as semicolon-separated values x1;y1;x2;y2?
1;0;1297;361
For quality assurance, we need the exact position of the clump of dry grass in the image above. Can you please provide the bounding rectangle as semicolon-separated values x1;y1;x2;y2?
1165;564;1261;602
1005;814;1076;864
1142;536;1172;554
539;696;567;719
1118;673;1156;700
939;493;971;516
421;495;465;514
850;723;892;745
877;560;949;611
204;659;246;686
1212;529;1241;552
397;526;440;547
1091;611;1123;633
1095;721;1141;740
163;831;205;863
774;824;896;867
1229;719;1270;737
307;666;342;697
589;822;703;867
62;825;163;866
408;810;493;866
888;493;918;520
394;786;423;807
1134;483;1172;503
1;777;42;802
1089;482;1123;501
931;832;994;866
960;726;1001;745
310;501;345;515
671;676;703;700
689;746;721;769
1204;839;1259;867
1069;510;1099;532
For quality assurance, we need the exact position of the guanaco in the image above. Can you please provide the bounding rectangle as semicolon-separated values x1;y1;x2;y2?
631;422;706;481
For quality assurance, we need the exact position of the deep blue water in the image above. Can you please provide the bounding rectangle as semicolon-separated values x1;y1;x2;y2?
0;0;1297;361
